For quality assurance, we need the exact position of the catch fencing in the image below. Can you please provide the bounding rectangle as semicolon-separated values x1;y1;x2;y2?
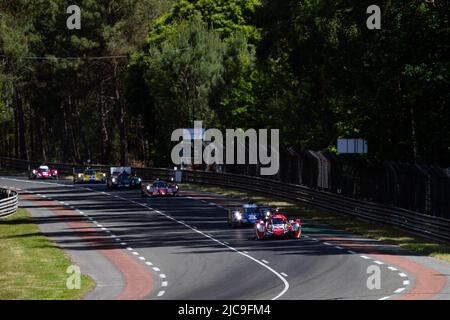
223;148;450;220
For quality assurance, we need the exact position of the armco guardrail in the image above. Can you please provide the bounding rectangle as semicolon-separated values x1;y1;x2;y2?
1;156;449;242
183;170;450;243
0;188;19;218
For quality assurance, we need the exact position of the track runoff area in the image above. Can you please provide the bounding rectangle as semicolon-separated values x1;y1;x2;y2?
1;174;449;315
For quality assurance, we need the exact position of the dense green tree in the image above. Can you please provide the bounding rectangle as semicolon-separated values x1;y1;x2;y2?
128;17;226;165
1;0;449;168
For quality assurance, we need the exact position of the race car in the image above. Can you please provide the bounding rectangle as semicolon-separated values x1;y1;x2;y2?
255;211;302;240
29;164;59;180
73;168;106;184
106;167;142;189
227;202;273;227
141;179;179;197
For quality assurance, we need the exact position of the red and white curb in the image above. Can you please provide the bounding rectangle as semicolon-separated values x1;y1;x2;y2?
3;182;167;299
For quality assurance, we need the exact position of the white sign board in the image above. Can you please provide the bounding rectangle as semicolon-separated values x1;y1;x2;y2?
110;167;132;175
337;139;368;154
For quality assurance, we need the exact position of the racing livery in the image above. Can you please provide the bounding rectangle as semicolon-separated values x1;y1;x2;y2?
227;202;272;227
255;211;302;239
106;167;142;189
73;168;106;184
29;164;58;180
141;179;179;197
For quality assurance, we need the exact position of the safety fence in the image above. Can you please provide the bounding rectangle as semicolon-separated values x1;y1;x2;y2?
183;170;450;243
0;187;19;218
1;156;449;242
223;148;450;220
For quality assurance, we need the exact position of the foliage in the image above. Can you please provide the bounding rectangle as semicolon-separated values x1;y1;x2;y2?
1;0;449;167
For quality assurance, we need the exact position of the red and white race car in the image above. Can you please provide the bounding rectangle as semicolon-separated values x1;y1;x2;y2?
141;179;179;197
255;211;301;240
29;164;59;180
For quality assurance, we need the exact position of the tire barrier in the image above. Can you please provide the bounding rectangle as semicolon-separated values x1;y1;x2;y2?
0;187;19;218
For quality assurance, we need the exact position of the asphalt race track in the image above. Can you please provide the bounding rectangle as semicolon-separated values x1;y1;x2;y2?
1;175;450;300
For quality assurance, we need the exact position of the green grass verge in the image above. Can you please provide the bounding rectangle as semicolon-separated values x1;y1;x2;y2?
0;208;95;299
182;183;450;263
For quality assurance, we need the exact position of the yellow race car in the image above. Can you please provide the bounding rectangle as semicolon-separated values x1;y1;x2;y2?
73;168;106;184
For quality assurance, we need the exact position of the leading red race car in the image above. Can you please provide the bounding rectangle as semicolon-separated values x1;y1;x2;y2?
29;164;59;180
255;211;301;240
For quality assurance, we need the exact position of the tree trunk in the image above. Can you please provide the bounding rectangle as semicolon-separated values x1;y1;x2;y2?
114;60;127;166
409;105;418;163
99;86;111;164
14;89;28;160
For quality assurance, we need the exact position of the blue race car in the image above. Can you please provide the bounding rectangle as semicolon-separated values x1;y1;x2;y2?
227;202;272;227
106;167;142;189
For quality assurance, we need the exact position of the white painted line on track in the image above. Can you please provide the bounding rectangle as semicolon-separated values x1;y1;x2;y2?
398;273;407;278
374;260;384;265
153;267;160;272
132;252;139;256
139;257;146;261
160;274;166;279
145;262;153;266
323;242;332;246
4;176;301;300
379;296;390;300
394;288;405;294
162;281;168;287
142;204;290;300
403;280;410;286
347;250;356;254
360;255;371;260
334;246;343;250
281;273;288;277
157;291;165;297
388;266;398;271
261;260;269;264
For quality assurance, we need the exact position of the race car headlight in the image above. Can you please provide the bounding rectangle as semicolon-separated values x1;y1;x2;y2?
112;178;117;183
146;185;151;190
265;211;271;217
78;174;83;178
138;178;142;182
234;211;242;220
102;173;106;177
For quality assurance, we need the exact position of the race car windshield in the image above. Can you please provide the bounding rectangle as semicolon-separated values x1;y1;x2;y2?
154;182;167;188
85;170;96;175
38;167;49;171
271;218;284;225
